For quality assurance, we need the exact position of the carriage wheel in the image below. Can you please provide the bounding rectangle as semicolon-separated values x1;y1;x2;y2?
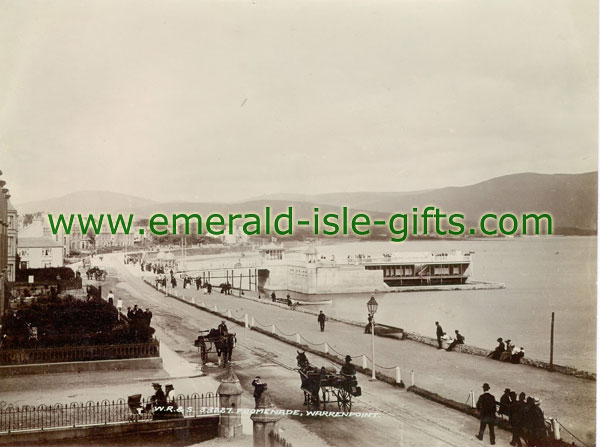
337;389;352;412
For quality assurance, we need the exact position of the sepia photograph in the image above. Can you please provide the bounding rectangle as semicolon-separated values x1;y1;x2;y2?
0;1;597;446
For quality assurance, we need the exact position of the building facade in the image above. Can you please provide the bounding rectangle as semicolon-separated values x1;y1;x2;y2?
18;237;64;269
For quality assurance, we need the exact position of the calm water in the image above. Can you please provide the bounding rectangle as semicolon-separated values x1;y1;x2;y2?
281;237;597;372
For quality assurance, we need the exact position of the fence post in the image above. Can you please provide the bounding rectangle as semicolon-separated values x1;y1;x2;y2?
395;367;401;384
551;418;560;440
272;324;276;334
323;343;329;354
410;370;415;386
296;334;301;344
362;355;367;369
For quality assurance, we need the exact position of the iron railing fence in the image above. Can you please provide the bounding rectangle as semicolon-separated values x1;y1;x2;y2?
0;393;220;433
0;340;160;365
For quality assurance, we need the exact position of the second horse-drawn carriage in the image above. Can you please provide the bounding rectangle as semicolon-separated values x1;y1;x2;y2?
296;351;361;412
194;327;236;364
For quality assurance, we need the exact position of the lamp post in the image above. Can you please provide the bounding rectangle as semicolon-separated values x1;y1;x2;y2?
367;295;378;380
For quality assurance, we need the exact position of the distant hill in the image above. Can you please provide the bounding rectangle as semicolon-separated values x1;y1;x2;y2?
250;172;598;232
15;172;598;233
16;191;157;215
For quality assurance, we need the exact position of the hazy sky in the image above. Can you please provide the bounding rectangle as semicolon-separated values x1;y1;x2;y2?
1;0;597;204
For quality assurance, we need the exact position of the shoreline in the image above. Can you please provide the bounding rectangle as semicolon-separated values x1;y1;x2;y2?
144;278;595;381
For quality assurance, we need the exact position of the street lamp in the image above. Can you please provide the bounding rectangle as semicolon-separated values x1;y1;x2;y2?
367;295;378;380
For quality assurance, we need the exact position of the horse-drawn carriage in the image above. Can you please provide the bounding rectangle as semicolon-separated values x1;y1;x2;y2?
194;328;236;364
296;351;361;412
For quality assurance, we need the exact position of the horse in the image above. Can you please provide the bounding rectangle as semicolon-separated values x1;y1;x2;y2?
296;351;335;406
216;333;237;366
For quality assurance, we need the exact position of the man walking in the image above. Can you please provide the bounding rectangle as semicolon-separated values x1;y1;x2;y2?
317;311;326;332
476;383;496;445
435;321;444;349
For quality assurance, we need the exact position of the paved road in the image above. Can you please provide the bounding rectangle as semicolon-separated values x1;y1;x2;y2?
98;254;522;447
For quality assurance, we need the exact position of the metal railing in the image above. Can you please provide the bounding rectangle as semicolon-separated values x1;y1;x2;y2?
0;393;220;433
0;340;160;365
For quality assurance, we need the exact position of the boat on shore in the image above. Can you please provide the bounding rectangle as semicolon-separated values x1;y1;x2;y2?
292;299;333;306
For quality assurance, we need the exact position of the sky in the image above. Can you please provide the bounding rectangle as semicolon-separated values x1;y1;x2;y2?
0;0;597;205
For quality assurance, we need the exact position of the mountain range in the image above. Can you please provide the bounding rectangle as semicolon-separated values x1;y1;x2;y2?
15;172;598;232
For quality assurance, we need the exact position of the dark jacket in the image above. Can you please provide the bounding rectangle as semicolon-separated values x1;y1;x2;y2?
252;380;266;398
436;325;444;337
499;393;511;416
318;313;326;323
476;392;497;419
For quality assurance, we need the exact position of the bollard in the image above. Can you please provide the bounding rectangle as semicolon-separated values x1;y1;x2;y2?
296;334;301;344
244;314;249;328
272;324;276;334
192;296;195;304
324;343;329;354
470;391;475;408
251;316;255;328
410;370;415;386
227;309;232;318
201;301;206;308
362;355;368;369
551;419;560;440
214;305;218;312
395;367;401;383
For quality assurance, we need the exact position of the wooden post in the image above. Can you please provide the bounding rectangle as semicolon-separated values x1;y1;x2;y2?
239;274;243;296
550;312;555;370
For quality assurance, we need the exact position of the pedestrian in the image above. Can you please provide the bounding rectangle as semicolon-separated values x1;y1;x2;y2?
435;321;444;349
252;376;266;408
107;289;115;303
116;295;123;316
527;398;547;446
510;392;527;446
475;383;496;445
271;291;276;302
318;311;326;332
499;388;511;418
446;330;465;351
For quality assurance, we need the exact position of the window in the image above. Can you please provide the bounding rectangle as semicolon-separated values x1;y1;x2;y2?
19;249;29;257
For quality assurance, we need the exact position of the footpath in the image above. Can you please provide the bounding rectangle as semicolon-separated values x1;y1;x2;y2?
124;264;594;446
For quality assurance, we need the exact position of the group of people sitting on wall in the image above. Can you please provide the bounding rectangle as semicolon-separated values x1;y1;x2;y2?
488;337;525;364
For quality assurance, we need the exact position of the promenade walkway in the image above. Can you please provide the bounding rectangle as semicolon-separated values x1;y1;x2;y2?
126;265;594;445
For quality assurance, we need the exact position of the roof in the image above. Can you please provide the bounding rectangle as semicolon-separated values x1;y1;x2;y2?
7;199;16;212
18;237;63;248
258;243;284;251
